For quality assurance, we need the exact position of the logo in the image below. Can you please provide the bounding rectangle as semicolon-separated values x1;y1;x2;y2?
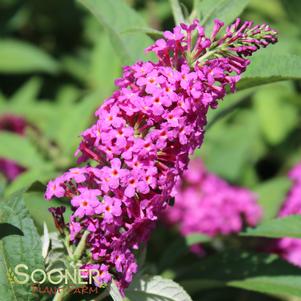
6;264;106;296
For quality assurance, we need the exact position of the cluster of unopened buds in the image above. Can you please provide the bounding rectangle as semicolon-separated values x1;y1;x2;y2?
46;18;277;291
163;159;262;254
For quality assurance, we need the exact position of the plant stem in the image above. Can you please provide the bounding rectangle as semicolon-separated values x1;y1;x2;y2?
53;231;90;301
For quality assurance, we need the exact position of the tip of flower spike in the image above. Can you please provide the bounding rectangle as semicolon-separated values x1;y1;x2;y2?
146;17;277;69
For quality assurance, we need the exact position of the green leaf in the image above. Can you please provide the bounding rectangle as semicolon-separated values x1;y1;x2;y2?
238;52;301;90
202;111;264;181
0;39;59;74
253;84;298;145
5;166;57;196
206;89;254;128
0;191;44;301
43;231;67;272
126;275;192;301
281;0;301;26
177;251;300;282
169;0;185;25
89;33;121;93
56;85;80;106
0;132;45;169
177;251;301;298
158;234;210;271
10;77;42;105
23;192;72;233
61;55;89;84
78;0;153;65
199;0;249;31
159;238;189;272
55;91;104;156
1;100;57;135
254;177;292;221
229;276;301;298
242;215;301;238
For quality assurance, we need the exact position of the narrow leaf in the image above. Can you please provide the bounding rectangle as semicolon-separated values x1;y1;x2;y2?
0;39;59;74
55;91;104;156
254;177;292;221
199;0;249;31
238;52;301;90
10;77;42;105
229;276;301;298
0;132;45;169
253;84;298;145
5;166;56;196
78;0;153;64
177;251;301;298
89;33;121;93
242;215;301;238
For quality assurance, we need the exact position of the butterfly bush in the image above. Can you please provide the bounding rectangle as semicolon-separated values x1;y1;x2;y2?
163;159;262;254
0;114;27;181
45;18;277;290
274;163;301;267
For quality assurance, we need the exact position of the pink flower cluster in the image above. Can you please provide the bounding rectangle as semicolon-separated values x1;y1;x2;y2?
0;114;27;181
275;163;301;267
45;19;277;290
163;159;262;247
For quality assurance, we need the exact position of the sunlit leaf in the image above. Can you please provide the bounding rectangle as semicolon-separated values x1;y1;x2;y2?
126;275;192;301
238;52;301;90
0;132;45;169
0;39;59;74
54;91;103;156
79;0;153;64
253;84;298;145
242;215;301;238
199;0;249;32
10;77;42;105
254;177;292;221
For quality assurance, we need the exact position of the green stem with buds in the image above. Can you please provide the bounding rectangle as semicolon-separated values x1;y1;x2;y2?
53;231;90;301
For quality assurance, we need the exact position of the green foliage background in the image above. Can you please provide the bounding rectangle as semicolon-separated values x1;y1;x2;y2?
0;0;301;301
